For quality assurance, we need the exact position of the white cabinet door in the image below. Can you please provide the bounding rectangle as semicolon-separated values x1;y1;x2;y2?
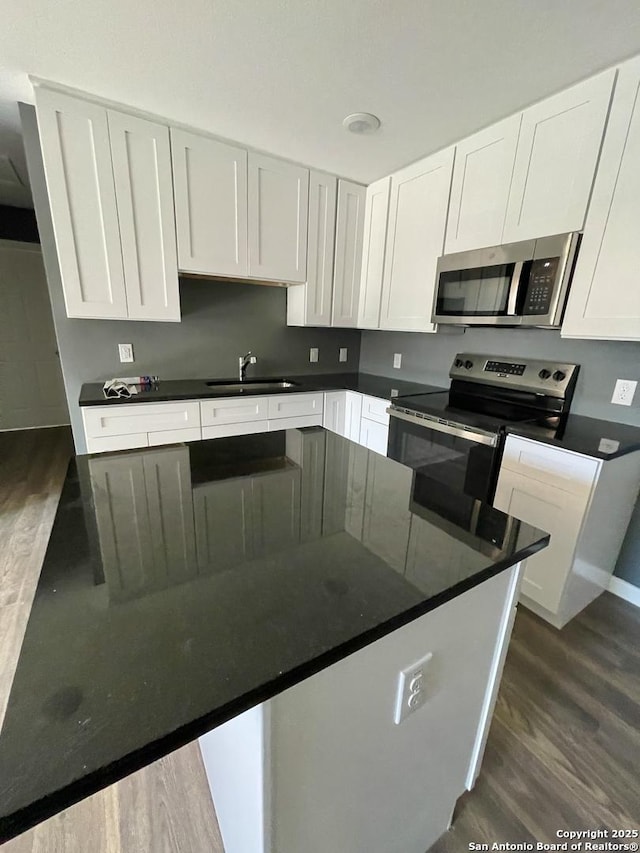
345;391;363;443
494;467;585;614
303;170;337;325
380;147;455;332
267;392;324;420
445;115;521;253
360;394;390;425
332;180;366;327
358;177;390;329
359;417;389;456
503;69;615;243
248;154;309;282
200;396;269;427
171;129;248;277
562;56;640;341
108;111;180;322
34;87;127;319
323;391;346;435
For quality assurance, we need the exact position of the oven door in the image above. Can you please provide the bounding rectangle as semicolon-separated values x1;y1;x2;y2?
387;409;501;529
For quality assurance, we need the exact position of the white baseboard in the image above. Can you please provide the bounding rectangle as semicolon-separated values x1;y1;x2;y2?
608;576;640;608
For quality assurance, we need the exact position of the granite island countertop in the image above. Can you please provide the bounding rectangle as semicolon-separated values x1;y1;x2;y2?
0;429;548;841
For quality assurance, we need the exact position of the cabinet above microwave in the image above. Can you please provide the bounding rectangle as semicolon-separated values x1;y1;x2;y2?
432;232;581;328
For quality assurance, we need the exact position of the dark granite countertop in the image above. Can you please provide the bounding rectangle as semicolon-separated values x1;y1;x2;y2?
507;414;640;461
78;372;446;406
0;429;548;841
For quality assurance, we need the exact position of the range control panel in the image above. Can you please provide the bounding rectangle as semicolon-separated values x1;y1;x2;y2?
484;360;526;376
450;353;579;397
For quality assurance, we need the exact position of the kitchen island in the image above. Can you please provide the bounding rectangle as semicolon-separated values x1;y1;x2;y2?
0;429;548;851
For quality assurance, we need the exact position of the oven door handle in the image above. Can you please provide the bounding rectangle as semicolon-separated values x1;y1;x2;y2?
506;260;524;316
387;407;498;447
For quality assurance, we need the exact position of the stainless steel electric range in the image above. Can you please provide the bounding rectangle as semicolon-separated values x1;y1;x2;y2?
386;352;579;552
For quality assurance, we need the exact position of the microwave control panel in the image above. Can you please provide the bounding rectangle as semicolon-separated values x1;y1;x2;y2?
522;257;559;315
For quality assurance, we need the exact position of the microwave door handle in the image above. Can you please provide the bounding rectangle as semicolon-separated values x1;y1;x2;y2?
506;261;524;316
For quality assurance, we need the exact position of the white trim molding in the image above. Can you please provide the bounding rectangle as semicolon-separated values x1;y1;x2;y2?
608;575;640;608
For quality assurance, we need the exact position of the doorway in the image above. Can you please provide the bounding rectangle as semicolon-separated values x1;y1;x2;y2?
0;238;69;430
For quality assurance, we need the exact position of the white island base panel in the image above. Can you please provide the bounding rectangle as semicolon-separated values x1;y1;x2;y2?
199;563;522;853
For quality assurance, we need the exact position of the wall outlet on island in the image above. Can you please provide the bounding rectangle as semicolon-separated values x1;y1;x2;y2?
394;651;433;724
339;347;348;362
309;347;319;363
393;353;402;369
611;379;637;406
118;343;134;363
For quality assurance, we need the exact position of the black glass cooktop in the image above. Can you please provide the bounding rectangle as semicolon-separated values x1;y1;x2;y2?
392;391;544;435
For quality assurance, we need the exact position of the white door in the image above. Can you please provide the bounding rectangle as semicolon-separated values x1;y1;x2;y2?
323;391;346;435
34;87;127;319
494;467;584;614
248;154;308;282
108;111;180;322
331;180;366;327
380;147;455;332
358;177;390;329
304;170;337;325
344;391;363;443
171;129;248;277
562;56;640;341
503;69;615;243
0;241;69;430
445;115;521;253
359;418;389;456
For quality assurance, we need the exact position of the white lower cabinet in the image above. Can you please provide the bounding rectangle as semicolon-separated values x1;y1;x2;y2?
83;400;201;453
323;391;346;435
494;435;640;627
322;390;388;455
359;418;389;456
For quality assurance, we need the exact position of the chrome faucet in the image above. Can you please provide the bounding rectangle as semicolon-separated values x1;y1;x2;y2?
238;351;257;382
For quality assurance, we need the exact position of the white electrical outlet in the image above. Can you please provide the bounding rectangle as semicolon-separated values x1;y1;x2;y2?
118;343;134;363
611;379;637;406
394;652;433;725
339;347;348;362
393;353;402;369
309;347;319;363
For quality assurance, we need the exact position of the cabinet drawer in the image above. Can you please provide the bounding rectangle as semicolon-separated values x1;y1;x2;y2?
360;394;390;425
83;402;201;438
200;396;269;426
202;421;269;440
500;435;599;496
267;393;324;420
148;427;202;446
268;414;323;431
86;432;148;453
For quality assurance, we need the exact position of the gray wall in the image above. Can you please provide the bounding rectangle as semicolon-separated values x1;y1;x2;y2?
360;327;640;587
21;104;361;455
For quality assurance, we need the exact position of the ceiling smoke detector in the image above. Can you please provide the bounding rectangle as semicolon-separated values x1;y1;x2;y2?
343;112;381;135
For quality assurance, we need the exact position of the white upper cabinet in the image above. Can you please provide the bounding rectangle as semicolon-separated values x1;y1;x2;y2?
171;129;248;278
248;153;309;282
289;170;337;326
502;69;616;243
332;180;366;327
445;115;521;253
108;111;180;322
35;87;128;320
562;57;640;340
380;147;455;332
358;177;391;329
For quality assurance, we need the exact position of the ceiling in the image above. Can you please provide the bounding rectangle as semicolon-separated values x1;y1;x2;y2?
2;0;640;208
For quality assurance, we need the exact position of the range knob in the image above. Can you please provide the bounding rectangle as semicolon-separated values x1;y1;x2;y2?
553;370;566;382
454;358;463;368
538;369;551;380
464;360;473;370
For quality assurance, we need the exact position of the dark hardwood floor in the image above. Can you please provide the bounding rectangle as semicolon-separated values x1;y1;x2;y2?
1;427;638;851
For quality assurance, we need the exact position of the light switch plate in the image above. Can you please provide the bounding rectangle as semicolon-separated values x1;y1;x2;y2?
339;347;348;362
393;353;402;369
309;347;319;363
118;343;134;363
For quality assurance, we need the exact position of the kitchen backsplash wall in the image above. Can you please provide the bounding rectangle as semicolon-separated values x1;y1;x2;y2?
361;327;640;587
360;328;640;426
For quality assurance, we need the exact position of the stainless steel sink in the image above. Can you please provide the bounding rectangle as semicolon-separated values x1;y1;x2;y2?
204;380;298;393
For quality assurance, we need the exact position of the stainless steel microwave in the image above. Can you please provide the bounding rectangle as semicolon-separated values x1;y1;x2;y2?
432;232;581;327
